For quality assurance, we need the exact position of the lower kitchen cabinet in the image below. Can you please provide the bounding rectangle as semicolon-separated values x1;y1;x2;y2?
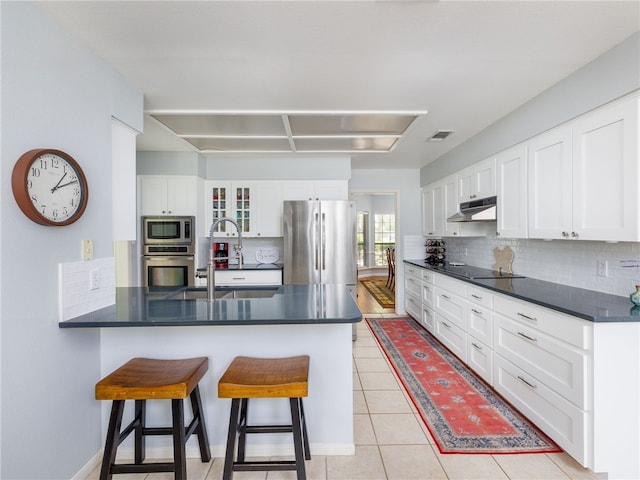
402;260;639;479
404;263;423;320
214;269;282;286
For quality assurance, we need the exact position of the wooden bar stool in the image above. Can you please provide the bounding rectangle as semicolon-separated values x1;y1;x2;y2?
95;357;211;480
218;355;311;480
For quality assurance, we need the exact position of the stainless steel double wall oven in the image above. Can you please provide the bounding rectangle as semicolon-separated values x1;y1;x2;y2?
141;216;195;287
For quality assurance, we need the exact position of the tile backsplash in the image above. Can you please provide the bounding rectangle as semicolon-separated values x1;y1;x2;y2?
58;257;116;321
444;237;640;298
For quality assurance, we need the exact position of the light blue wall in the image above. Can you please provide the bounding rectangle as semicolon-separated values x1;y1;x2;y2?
421;31;640;185
0;3;142;478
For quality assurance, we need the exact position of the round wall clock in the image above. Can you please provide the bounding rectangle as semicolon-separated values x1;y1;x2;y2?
11;148;89;226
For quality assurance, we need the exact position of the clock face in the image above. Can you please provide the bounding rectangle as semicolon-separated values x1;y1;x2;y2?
12;149;89;226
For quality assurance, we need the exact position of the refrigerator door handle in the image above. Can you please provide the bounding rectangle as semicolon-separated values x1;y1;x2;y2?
314;212;320;271
321;212;326;271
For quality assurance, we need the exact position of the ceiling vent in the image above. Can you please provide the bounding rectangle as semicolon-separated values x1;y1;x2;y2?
429;130;454;141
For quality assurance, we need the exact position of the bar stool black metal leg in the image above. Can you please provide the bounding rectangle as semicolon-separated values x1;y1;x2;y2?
172;399;186;480
134;400;146;464
298;398;311;460
290;398;307;480
100;400;125;480
189;386;211;462
237;398;249;462
223;398;241;480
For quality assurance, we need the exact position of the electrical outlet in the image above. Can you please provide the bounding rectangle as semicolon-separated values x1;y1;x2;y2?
82;240;94;261
597;260;608;277
89;269;100;290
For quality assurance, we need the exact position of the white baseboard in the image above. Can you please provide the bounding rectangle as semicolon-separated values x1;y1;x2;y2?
73;443;355;477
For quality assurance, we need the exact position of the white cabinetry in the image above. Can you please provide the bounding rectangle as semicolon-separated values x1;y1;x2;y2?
207;182;255;237
213;269;282;286
421;184;443;237
421;270;436;333
457;156;496;202
496;144;528;238
465;284;494;384
528;93;639;241
433;274;467;362
441;175;460;237
139;176;197;216
493;295;591;464
281;180;347;201
254;181;283;237
404;264;423;321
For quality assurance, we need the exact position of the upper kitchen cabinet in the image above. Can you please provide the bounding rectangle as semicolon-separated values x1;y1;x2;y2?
529;92;639;242
281;180;348;201
422;183;443;237
207;182;255;237
496;143;528;238
457;156;497;203
254;181;283;237
139;175;197;216
571;93;639;242
441;175;460;237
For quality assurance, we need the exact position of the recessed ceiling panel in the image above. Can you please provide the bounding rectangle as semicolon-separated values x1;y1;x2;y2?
151;114;286;136
184;137;291;152
288;114;417;136
294;137;399;152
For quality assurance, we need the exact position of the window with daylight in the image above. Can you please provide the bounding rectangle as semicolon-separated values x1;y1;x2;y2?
356;212;368;267
374;213;395;266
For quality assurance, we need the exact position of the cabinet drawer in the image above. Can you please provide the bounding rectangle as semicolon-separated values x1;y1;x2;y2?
466;284;493;309
214;269;282;286
422;270;435;284
435;313;466;362
422;282;435;310
405;274;422;297
422;306;435;334
494;295;591;349
494;315;588;409
467;339;493;385
404;265;423;279
468;304;493;347
433;273;466;293
494;355;588;465
434;287;466;330
405;292;422;320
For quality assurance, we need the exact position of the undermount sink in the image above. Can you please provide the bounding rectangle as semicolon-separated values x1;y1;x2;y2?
164;287;278;300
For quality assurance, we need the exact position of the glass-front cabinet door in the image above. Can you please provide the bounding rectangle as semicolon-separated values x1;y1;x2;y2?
207;182;255;237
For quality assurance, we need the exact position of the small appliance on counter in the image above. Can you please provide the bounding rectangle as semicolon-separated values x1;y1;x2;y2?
425;240;445;266
213;242;229;268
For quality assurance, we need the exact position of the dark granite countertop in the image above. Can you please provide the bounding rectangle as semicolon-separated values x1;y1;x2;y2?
196;263;283;271
59;284;362;328
404;259;639;322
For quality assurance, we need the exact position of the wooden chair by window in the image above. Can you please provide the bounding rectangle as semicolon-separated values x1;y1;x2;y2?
386;247;395;290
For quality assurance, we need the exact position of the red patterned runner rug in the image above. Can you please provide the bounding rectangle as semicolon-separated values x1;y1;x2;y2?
366;317;561;454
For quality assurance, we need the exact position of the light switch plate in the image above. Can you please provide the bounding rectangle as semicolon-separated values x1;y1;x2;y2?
82;240;94;261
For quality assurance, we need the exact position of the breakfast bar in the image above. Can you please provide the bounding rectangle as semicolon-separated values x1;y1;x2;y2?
60;284;362;459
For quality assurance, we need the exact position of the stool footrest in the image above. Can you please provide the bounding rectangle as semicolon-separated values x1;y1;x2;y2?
110;462;174;474
244;424;294;434
233;460;297;472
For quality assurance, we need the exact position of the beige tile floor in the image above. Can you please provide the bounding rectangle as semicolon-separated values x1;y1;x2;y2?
83;315;599;480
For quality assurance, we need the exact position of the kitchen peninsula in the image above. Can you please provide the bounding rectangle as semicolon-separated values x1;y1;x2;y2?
60;284;362;458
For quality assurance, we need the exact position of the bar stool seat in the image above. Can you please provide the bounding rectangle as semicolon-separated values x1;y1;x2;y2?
95;357;211;480
218;355;311;480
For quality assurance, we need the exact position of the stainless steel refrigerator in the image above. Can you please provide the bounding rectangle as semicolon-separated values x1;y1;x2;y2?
283;199;357;292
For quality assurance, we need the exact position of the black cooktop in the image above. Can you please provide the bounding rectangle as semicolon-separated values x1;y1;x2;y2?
427;263;525;279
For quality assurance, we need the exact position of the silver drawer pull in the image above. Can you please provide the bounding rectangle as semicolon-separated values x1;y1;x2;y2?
517;331;537;343
232;277;246;280
471;342;483;351
471;294;482;300
442;321;451;329
441;294;450;300
517;376;538;389
517;312;537;322
471;308;483;315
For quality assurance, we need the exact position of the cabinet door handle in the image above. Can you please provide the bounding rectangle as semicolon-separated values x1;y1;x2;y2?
471;342;483;351
517;312;537;322
517;331;537;343
471;308;483;316
517;376;538;389
442;321;451;329
471;294;482;300
562;231;570;238
571;231;579;238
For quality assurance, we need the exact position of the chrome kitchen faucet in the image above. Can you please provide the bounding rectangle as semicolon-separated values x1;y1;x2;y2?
207;217;243;301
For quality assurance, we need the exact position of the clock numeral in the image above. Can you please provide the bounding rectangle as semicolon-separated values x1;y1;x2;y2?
51;158;60;169
30;167;41;178
38;158;49;170
52;208;59;219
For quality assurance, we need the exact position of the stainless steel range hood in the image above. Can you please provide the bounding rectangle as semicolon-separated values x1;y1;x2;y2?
447;196;497;222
